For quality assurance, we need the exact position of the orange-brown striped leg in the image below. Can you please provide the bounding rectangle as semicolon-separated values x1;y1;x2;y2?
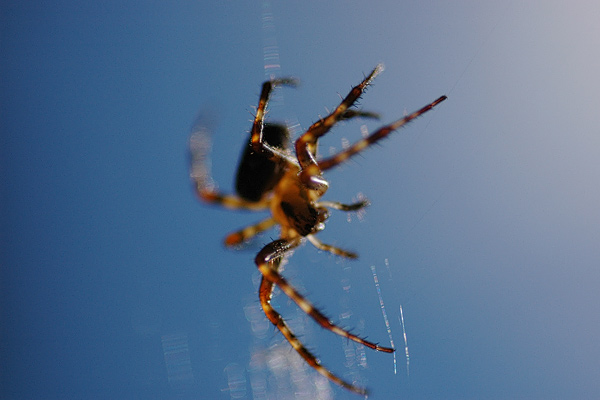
306;234;358;259
224;217;276;247
189;115;270;211
316;199;370;212
250;78;298;160
295;65;384;191
194;188;270;211
306;201;369;258
259;271;368;395
256;238;395;351
318;95;448;171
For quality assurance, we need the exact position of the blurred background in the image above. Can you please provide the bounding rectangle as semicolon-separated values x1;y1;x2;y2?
2;1;599;399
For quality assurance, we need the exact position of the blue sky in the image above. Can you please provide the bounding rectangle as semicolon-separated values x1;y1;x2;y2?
2;1;600;399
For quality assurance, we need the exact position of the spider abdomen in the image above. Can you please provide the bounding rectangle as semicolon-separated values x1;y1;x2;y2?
235;123;290;202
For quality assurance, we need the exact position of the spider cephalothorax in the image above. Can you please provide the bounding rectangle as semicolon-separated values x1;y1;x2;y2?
190;64;446;394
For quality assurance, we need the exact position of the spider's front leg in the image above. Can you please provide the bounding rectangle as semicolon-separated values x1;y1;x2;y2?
256;237;393;395
189;116;270;210
250;78;299;161
258;256;367;395
318;95;447;171
295;64;384;192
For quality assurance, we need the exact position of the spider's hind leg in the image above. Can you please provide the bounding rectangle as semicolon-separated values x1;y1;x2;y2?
258;266;368;395
255;238;394;393
256;239;384;396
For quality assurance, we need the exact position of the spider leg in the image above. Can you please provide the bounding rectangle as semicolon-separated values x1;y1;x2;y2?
316;199;370;211
318;95;448;171
256;239;393;352
250;78;299;165
189;115;270;211
306;234;358;259
258;264;368;395
194;189;270;210
295;64;384;191
224;217;276;247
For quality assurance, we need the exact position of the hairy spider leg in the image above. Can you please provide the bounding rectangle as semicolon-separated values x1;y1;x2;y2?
250;78;300;163
224;217;277;247
318;95;448;171
316;199;370;211
256;239;394;352
248;75;380;169
306;234;358;259
194;190;271;210
304;200;371;258
258;257;367;395
256;238;393;395
189;124;271;211
295;64;384;192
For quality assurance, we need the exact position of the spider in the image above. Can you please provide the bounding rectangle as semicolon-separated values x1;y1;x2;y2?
190;64;446;395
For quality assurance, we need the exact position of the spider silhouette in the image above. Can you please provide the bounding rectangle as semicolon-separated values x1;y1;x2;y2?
190;64;446;395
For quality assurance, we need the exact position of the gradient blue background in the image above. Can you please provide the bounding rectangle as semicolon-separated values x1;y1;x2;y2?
2;1;599;399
